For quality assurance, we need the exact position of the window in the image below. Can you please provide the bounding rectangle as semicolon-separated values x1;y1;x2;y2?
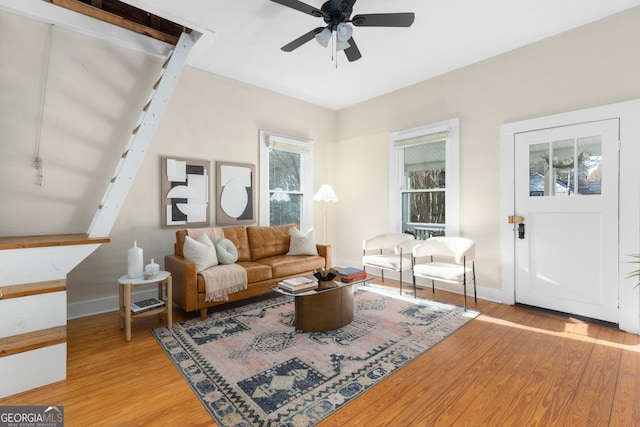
528;136;602;197
259;131;313;228
389;119;460;239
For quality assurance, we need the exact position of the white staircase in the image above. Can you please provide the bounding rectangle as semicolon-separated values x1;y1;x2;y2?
89;31;196;238
0;31;196;398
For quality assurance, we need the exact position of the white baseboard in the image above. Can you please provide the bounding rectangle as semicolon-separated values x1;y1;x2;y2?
67;288;158;319
334;257;506;306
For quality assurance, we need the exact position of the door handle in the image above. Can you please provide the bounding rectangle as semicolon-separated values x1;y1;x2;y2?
508;216;525;239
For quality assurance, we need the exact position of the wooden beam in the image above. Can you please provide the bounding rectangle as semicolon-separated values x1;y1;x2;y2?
0;326;67;357
43;0;180;45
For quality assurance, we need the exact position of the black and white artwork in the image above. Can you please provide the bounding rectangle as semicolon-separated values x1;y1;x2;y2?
216;161;256;226
161;156;210;228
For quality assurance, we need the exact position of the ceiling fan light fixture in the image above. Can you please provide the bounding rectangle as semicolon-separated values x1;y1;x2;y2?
315;27;331;47
336;38;351;51
336;22;353;42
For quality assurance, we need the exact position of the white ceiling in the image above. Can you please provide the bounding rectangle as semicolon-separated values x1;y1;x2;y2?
3;0;640;110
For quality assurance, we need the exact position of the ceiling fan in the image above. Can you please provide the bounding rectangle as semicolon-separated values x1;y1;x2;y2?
270;0;415;62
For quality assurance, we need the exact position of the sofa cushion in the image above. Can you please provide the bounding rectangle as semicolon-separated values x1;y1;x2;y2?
183;234;218;272
247;224;292;261
215;238;239;264
287;227;318;256
257;254;326;278
222;226;251;262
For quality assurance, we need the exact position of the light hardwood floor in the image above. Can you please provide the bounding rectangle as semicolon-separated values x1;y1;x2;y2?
1;278;639;426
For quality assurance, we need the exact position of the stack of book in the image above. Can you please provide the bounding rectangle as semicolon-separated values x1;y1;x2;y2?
336;267;367;283
278;276;317;293
131;297;165;313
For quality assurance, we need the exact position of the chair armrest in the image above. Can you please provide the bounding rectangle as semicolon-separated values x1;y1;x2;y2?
413;238;475;264
412;240;441;258
395;237;415;255
164;254;199;312
363;234;414;255
316;243;332;269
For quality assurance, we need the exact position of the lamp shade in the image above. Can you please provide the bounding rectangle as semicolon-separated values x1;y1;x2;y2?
315;27;331;48
270;188;290;202
313;184;339;203
336;23;353;42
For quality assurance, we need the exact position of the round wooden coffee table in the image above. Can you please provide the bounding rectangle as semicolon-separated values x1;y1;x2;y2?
273;274;373;332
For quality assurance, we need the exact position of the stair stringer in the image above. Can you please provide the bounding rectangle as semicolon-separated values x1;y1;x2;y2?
88;31;196;238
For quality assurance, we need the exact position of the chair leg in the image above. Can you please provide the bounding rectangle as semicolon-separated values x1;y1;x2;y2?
473;261;477;303
462;259;467;311
412;273;417;298
463;281;467;311
431;279;435;294
399;270;403;295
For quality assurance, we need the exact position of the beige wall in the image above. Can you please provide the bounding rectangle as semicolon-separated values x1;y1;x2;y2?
2;7;640;315
333;6;640;290
0;11;336;315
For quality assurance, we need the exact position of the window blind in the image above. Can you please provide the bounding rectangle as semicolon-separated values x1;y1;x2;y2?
267;135;311;155
394;131;449;148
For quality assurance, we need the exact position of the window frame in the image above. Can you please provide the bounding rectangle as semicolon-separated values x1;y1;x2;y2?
259;130;314;229
389;118;460;238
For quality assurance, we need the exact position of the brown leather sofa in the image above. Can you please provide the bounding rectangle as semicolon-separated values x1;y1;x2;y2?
165;224;331;320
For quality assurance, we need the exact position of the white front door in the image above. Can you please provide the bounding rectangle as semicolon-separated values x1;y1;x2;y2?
513;119;619;323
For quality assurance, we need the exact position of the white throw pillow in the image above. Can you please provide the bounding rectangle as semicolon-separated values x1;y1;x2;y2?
183;233;219;272
287;227;318;256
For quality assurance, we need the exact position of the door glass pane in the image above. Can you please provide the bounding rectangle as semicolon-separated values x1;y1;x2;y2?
577;136;602;195
529;142;549;197
552;139;575;196
529;136;602;197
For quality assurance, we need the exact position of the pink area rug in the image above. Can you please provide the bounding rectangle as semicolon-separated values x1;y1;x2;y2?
152;286;478;426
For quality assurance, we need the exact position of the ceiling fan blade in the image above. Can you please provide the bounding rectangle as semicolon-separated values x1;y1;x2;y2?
343;37;362;62
270;0;323;18
352;13;415;27
281;27;324;52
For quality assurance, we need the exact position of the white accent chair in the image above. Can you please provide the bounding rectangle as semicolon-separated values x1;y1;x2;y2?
362;233;415;294
412;236;476;310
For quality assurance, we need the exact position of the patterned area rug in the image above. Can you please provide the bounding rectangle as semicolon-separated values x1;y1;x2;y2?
152;286;479;426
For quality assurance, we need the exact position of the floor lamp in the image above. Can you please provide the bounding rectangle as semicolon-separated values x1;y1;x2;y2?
313;184;339;243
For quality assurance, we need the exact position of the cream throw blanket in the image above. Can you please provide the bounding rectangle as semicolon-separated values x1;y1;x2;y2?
187;228;248;302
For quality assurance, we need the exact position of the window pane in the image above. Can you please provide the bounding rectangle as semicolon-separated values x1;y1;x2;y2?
577;136;602;195
528;142;548;196
552;139;575;196
269;149;301;192
404;142;446;190
402;141;446;239
270;193;301;226
402;191;445;239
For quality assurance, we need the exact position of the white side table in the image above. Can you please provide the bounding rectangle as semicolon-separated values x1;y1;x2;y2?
118;271;172;342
